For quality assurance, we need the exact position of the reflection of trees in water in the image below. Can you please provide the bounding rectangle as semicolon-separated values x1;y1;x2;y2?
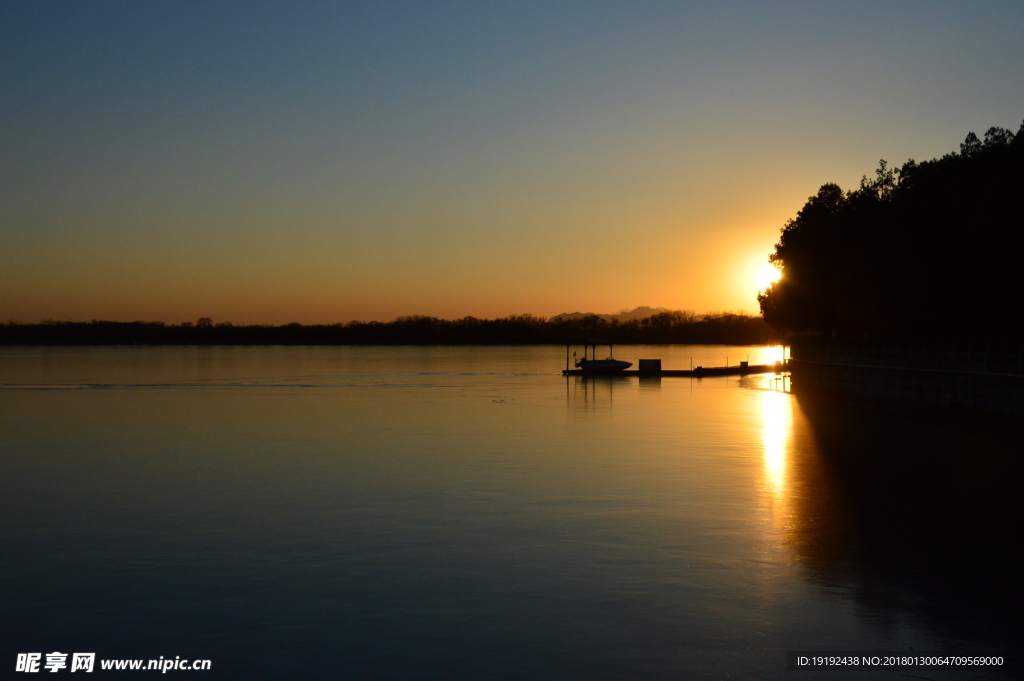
784;391;1024;652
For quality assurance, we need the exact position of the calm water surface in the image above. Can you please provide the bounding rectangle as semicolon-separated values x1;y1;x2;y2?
0;346;1018;679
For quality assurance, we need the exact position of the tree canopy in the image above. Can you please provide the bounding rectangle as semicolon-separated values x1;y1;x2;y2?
758;122;1024;340
1;311;778;346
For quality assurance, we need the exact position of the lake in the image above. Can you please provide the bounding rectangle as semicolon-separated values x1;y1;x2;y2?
0;346;1018;679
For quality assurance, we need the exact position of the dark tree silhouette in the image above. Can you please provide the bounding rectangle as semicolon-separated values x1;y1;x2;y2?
759;121;1024;340
0;312;778;346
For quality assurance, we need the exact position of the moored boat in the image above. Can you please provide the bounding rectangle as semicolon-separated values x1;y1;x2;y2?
565;338;632;373
576;357;633;372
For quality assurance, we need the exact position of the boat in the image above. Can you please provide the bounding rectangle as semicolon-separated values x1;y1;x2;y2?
565;338;633;373
575;356;633;372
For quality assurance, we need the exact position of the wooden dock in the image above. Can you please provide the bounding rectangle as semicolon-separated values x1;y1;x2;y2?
563;362;787;377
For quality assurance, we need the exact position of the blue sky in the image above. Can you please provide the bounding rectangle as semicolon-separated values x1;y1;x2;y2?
3;1;1022;322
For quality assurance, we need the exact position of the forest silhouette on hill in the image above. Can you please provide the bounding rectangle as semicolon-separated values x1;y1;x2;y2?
759;120;1024;340
1;311;776;346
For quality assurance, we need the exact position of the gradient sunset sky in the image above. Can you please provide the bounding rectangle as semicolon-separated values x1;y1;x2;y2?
3;1;1023;324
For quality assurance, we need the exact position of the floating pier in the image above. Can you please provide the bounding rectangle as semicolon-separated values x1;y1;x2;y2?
563;361;788;377
562;341;790;377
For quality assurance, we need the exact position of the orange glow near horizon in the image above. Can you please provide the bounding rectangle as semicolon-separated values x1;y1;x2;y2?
0;201;800;324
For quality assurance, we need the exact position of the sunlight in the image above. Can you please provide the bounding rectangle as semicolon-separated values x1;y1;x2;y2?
755;262;781;292
759;387;793;521
764;344;786;364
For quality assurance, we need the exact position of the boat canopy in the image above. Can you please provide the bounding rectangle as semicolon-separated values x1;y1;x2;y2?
565;338;616;371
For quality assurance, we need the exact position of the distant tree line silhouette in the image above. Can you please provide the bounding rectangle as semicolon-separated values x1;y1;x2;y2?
759;121;1024;340
0;311;777;346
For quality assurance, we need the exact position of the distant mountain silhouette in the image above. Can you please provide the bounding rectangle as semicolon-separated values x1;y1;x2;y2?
549;306;671;323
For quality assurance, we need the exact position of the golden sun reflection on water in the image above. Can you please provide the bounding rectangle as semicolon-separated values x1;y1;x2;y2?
759;383;794;524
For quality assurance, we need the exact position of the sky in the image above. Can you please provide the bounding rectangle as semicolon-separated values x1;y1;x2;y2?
2;1;1023;324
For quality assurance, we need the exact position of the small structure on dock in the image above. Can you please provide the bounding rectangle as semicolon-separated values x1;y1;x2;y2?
638;359;662;373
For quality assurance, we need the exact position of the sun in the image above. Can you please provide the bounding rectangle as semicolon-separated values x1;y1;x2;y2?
755;262;781;291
